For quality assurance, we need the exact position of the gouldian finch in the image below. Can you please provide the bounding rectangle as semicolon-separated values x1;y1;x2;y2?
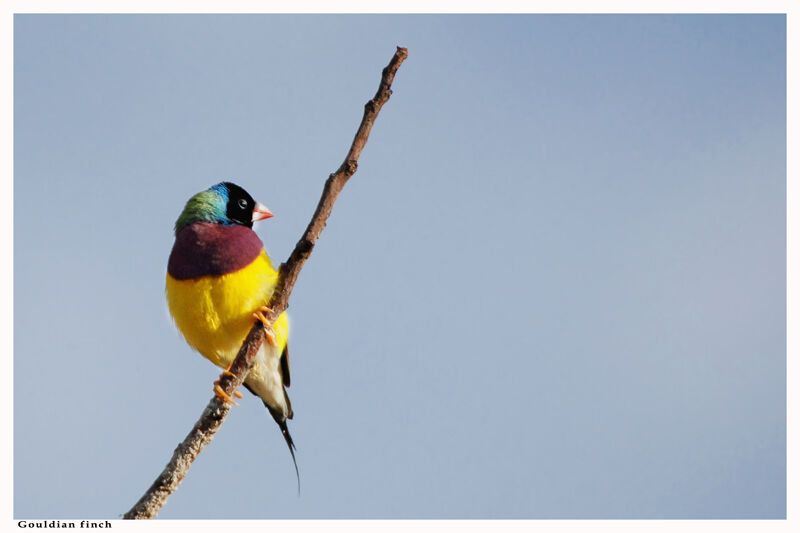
166;182;297;483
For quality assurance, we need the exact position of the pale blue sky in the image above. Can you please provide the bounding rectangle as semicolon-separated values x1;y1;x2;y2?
14;14;785;519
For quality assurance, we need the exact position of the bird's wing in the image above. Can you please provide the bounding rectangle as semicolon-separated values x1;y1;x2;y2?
281;343;291;388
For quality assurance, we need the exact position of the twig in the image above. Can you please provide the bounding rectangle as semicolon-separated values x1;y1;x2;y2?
123;46;408;520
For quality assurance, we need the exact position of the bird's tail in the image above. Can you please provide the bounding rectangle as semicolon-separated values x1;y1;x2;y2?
265;402;300;494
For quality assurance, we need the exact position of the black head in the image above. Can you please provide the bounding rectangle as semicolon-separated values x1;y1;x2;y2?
220;181;259;228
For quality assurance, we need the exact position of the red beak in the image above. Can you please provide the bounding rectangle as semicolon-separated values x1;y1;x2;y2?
252;201;274;222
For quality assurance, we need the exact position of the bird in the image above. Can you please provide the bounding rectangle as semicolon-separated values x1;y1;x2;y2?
165;181;298;487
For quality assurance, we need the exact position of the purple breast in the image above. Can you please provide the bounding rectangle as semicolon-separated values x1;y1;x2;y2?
167;222;264;280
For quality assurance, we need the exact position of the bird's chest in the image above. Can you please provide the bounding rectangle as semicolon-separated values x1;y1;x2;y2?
166;251;277;366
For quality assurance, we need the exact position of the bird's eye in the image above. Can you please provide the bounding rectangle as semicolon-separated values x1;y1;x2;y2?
238;198;248;210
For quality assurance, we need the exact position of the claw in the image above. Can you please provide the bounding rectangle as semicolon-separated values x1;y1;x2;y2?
213;382;239;405
264;328;277;347
213;370;240;405
253;306;277;346
253;305;271;326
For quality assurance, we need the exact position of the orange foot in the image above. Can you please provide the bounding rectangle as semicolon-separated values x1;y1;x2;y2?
253;306;277;347
213;370;240;405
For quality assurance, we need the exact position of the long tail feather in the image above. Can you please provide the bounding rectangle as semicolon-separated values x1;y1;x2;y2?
265;402;300;494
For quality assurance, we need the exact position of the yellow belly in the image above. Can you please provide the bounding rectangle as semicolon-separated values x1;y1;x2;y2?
166;250;288;369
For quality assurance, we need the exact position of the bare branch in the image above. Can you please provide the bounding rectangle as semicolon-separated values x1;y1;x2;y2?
123;46;407;520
